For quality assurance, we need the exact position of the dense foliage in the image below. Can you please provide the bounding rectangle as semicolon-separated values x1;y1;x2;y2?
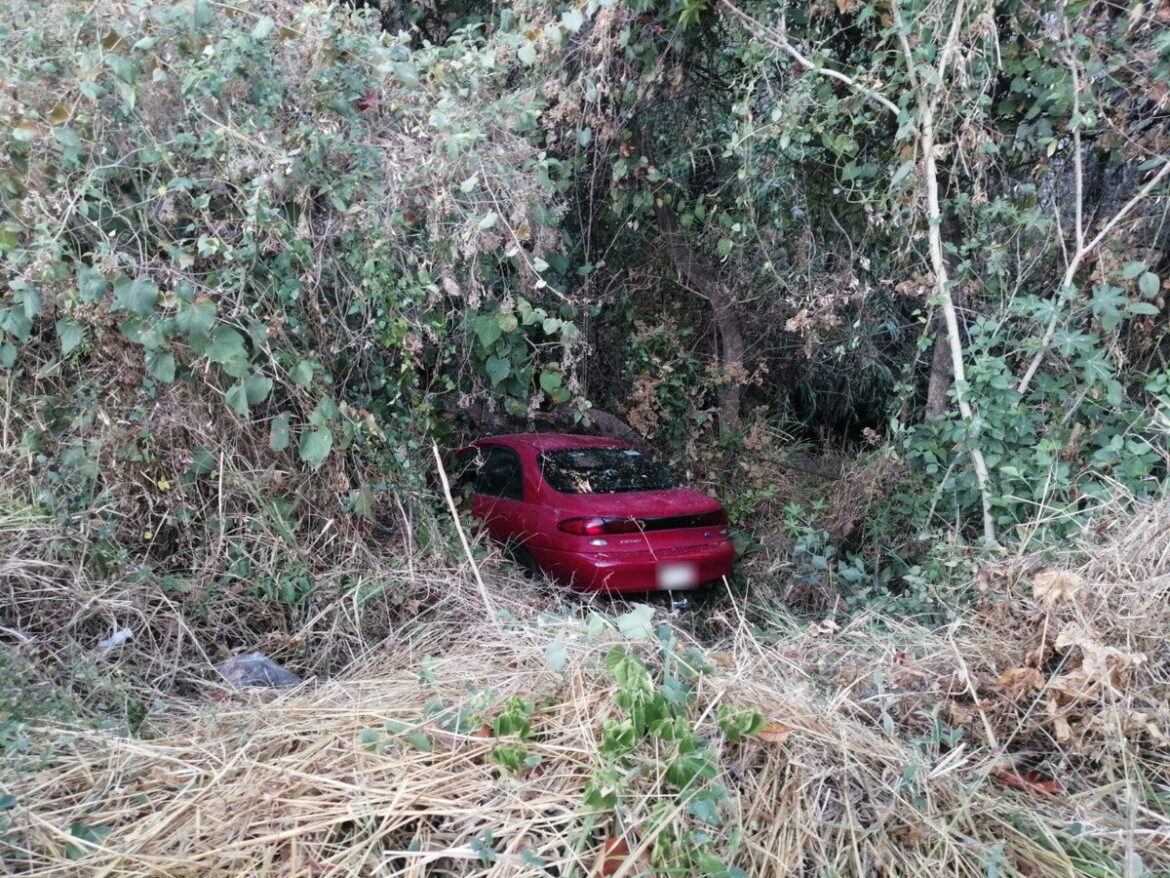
0;0;1168;657
3;1;1170;874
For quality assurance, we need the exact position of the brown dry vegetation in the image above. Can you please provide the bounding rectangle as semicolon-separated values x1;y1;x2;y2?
3;500;1168;876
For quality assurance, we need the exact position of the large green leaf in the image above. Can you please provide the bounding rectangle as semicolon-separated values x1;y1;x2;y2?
298;428;333;470
205;326;249;376
146;350;175;383
269;412;291;451
244;373;273;405
485;355;510;386
115;277;158;316
225;381;250;416
176;298;216;341
56;319;83;356
77;266;107;303
473;314;502;350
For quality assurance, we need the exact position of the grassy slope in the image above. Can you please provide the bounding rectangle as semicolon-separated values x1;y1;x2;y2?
3;503;1168;876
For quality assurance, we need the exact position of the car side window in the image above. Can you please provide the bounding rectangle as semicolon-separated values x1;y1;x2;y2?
474;446;525;501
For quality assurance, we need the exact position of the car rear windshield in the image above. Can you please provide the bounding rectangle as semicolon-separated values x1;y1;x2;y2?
539;448;679;494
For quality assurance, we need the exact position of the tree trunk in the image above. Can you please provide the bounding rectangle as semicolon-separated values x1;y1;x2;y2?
925;216;965;421
924;307;954;421
655;202;745;432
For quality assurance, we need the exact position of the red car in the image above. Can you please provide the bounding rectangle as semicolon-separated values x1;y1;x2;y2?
453;433;734;593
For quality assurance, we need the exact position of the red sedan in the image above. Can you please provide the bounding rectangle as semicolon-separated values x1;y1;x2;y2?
454;433;734;593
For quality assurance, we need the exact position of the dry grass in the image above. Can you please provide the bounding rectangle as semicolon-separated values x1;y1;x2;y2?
3;501;1169;876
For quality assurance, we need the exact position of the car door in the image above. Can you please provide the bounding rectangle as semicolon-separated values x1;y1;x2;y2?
470;445;528;544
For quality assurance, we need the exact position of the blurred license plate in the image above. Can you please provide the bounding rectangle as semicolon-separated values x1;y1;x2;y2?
657;562;698;589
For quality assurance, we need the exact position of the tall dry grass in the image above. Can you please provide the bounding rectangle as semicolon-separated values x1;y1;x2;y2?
3;500;1168;876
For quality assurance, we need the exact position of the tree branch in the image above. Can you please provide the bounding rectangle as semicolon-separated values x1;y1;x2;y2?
718;0;902;118
1016;157;1170;395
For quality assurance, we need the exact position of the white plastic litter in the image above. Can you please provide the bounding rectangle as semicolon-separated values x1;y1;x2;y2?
98;628;134;650
217;651;301;689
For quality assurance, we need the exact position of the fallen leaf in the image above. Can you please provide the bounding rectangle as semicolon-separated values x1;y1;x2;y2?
998;666;1045;698
756;722;794;743
708;651;733;668
994;769;1063;797
596;837;631;876
1031;570;1085;607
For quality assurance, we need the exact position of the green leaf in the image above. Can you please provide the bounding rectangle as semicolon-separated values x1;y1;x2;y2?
392;62;419;87
206;326;247;365
146;350;175;383
545;630;567;671
115;277;158;316
225;381;250;416
485;355;510;386
52;126;81;155
56;319;83;356
666;749;717;789
1126;302;1159;317
193;0;213;27
78;266;107;303
539;370;562;393
616;604;655;640
561;9;585;31
19;287;42;319
1139;272;1160;299
269;413;291;451
1121;261;1147;280
299;428;333;470
66;821;111;860
244;373;273;405
717;238;733;258
290;360;314;389
1090;285;1126;332
251;15;275;39
891;160;915;186
310;396;338;427
517;43;537;66
106;54;135;83
474;315;502;350
0;342;16;369
405;731;433;752
176;298;216;340
352;484;376;520
498;314;518;333
187;445;216;478
478;211;499;231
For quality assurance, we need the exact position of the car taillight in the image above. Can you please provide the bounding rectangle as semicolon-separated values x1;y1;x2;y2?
558;517;608;535
558;516;644;535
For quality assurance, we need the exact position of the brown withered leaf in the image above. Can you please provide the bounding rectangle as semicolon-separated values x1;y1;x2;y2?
994;769;1063;798
757;722;795;743
595;837;632;876
998;666;1045;698
1031;570;1086;608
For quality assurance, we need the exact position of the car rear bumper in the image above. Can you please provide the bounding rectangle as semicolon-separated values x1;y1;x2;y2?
530;540;734;593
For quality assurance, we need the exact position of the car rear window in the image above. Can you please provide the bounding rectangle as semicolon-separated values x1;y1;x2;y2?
539;448;679;494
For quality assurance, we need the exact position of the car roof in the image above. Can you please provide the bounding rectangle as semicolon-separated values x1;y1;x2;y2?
471;432;633;452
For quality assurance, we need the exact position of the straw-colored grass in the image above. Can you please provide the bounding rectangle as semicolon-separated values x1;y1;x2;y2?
3;503;1169;876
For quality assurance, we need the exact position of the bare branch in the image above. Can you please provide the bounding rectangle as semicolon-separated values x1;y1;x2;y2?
718;0;902;118
1016;158;1170;395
